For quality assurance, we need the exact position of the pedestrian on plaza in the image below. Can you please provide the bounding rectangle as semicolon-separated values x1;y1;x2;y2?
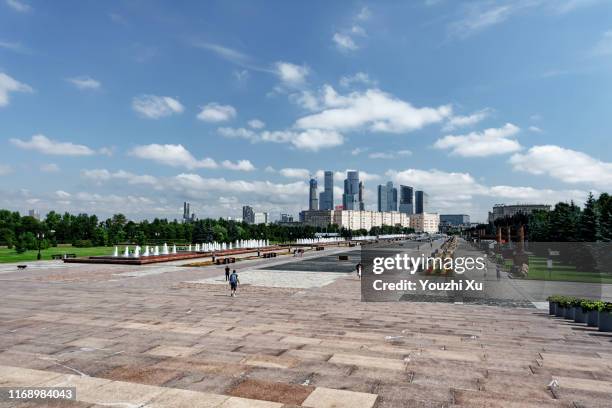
229;269;239;297
356;262;362;279
225;265;230;281
496;264;501;281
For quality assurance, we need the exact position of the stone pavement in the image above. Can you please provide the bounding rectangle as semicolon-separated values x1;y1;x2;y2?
0;246;611;407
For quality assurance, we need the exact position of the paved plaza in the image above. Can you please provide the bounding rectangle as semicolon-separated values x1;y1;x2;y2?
0;244;611;407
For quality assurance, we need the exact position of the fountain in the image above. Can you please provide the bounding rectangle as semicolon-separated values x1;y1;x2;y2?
172;244;177;254
123;246;130;257
162;243;169;255
188;244;192;252
154;245;160;256
143;245;150;257
133;245;141;258
113;246;119;257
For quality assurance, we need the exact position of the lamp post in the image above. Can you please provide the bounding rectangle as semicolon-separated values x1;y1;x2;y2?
36;232;45;260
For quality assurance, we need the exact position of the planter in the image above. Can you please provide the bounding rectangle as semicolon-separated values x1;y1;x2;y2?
555;306;566;318
574;308;588;324
598;311;612;332
549;302;557;315
587;310;599;327
564;307;575;320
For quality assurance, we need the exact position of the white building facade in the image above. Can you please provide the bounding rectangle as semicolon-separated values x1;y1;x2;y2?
302;210;411;230
410;212;440;234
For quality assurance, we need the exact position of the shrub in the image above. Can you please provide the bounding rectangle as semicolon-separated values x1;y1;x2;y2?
580;299;605;312
72;239;93;248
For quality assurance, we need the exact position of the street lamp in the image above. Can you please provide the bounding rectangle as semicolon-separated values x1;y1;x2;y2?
36;232;45;260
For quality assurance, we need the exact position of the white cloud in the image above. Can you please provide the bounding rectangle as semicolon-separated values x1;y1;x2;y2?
0;72;33;107
487;185;587;204
40;163;59;173
368;152;395;159
434;123;521;157
0;164;12;175
131;95;184;119
0;40;27;53
218;127;258;141
369;150;412;160
170;173;307;200
351;147;368;156
592;30;612;56
10;134;96;156
333;33;358;51
442;108;491;131
289;90;320;111
81;169;158;186
275;62;309;87
357;6;371;21
220;127;345;151
295;85;452;134
509;145;612;188
528;125;543;133
5;0;30;12
339;72;377;88
129;144;218;170
221;159;256;171
248;119;265;129
66;76;101;90
279;168;310;179
55;190;71;199
197;103;237;122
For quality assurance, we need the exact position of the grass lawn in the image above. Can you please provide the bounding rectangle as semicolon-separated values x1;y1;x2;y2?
526;256;612;284
0;246;115;263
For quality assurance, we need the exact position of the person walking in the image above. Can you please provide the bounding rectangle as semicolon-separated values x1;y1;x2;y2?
496;264;501;281
225;265;230;281
229;270;239;297
356;262;363;279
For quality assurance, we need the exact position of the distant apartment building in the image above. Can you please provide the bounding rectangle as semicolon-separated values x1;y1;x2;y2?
28;209;40;220
487;204;551;223
302;209;410;230
410;213;440;234
415;190;428;214
399;185;414;214
309;177;318;210
242;205;255;224
254;212;269;225
318;171;334;210
377;181;398;212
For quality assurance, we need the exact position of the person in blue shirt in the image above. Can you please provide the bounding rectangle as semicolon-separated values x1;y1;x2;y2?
229;270;239;297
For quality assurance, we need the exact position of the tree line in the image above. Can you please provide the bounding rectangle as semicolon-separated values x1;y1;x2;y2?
481;193;612;242
0;209;413;252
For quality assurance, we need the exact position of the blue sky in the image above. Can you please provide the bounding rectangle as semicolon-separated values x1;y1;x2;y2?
1;0;612;222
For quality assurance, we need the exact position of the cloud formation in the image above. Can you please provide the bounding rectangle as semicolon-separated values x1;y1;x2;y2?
132;95;184;119
434;123;521;157
66;76;101;90
510;145;612;188
0;72;33;107
197;103;237;122
10;134;96;156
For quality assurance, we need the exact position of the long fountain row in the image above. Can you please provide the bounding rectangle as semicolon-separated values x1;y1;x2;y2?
112;239;271;258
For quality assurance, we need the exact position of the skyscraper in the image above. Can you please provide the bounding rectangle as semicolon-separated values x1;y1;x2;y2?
319;171;334;210
377;182;398;212
242;205;255;224
399;185;414;214
359;181;365;210
415;191;429;214
309;177;319;210
342;171;360;210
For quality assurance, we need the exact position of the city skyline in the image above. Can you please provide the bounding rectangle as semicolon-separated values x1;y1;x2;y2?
2;1;612;222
